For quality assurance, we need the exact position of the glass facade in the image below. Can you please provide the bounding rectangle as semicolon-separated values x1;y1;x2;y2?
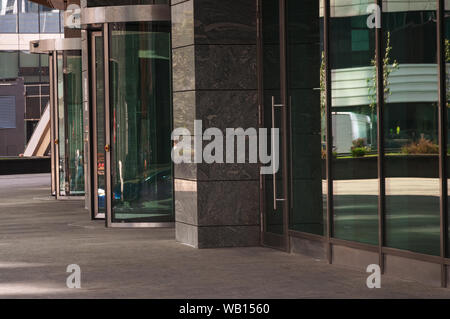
261;0;450;274
330;1;378;245
0;0;63;33
108;21;173;223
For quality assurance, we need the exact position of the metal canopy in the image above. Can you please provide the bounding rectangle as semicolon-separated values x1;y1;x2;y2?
30;38;82;54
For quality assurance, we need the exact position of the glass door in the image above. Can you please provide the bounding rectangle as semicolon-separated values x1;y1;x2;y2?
104;21;174;227
261;0;289;250
91;31;106;219
260;0;325;250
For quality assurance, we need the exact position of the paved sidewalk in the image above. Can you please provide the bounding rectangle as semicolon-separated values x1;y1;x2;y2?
0;173;450;298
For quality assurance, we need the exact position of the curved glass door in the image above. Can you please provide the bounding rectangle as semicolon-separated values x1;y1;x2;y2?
64;50;84;195
55;49;84;197
107;21;174;224
92;32;106;218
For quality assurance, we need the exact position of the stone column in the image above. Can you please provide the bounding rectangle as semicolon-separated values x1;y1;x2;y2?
171;0;260;248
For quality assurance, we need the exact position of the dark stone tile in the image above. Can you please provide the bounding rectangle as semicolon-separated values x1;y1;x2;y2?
197;180;259;226
195;45;257;90
196;90;258;131
193;0;256;45
197;225;260;248
197;162;259;181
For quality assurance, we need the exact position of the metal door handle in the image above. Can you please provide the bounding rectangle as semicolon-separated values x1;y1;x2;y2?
272;96;286;211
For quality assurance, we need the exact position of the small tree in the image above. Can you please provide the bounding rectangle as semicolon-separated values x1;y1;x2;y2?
367;31;399;111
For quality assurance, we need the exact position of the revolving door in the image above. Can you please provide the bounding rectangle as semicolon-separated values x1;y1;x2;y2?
82;4;174;226
30;38;84;199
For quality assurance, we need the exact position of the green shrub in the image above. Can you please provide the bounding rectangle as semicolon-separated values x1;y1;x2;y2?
351;147;367;158
351;138;369;157
401;138;439;154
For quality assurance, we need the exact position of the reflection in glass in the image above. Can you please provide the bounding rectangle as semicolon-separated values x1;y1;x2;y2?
262;0;283;235
64;51;84;195
383;1;440;256
109;22;173;223
0;0;18;33
40;5;60;33
94;36;106;214
18;0;38;33
0;51;18;78
57;52;65;195
287;0;325;235
330;0;378;245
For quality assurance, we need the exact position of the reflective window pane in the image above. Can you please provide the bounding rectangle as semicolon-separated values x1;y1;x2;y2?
288;0;326;235
18;0;38;33
40;5;60;33
109;22;173;223
64;51;84;195
330;0;378;245
0;51;18;78
383;1;440;256
0;0;18;33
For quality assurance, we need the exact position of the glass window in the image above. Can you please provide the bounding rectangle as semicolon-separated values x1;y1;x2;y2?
87;0;168;7
445;1;450;257
39;5;60;33
0;0;18;33
19;50;38;67
18;0;38;33
287;0;326;235
330;0;378;245
109;22;173;223
0;51;18;78
64;51;84;195
262;0;283;235
383;1;440;256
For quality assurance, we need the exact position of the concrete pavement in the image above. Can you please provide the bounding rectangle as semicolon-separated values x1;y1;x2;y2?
0;173;450;298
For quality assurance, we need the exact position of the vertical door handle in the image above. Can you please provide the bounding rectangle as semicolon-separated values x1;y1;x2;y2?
272;96;286;211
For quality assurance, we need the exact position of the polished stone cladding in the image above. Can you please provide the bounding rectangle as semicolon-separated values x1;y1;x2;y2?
171;0;260;248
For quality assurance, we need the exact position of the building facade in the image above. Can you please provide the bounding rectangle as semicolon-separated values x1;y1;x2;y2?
27;0;450;287
0;0;63;155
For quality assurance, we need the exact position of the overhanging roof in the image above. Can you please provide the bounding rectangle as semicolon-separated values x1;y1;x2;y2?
28;0;67;10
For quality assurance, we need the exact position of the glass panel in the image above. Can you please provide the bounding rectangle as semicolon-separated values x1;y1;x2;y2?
262;0;283;235
287;0;325;235
0;51;18;78
18;0;38;33
95;36;106;214
87;0;168;7
57;52;66;195
383;1;440;255
0;0;18;33
19;51;38;67
64;51;84;195
446;1;450;257
109;22;173;223
39;5;60;33
330;0;378;245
